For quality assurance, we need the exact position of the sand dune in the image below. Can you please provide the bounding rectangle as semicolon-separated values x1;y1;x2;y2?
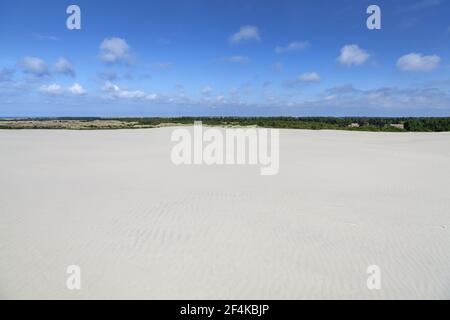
0;128;449;299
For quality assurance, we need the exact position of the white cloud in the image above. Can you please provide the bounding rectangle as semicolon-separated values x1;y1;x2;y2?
99;37;131;63
103;81;120;92
275;41;310;54
310;84;450;110
146;94;159;101
39;84;63;95
284;72;321;87
102;81;157;100
20;56;49;76
227;56;250;64
69;83;86;95
55;58;75;77
337;44;370;66
201;86;214;96
299;72;321;82
396;53;441;71
38;83;87;96
229;26;260;44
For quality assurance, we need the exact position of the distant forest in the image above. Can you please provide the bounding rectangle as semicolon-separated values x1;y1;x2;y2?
1;117;450;132
109;117;450;132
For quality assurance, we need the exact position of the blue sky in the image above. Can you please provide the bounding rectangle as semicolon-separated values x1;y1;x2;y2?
1;0;450;117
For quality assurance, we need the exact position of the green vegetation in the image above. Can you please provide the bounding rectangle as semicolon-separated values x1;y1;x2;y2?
403;118;450;132
119;117;450;132
1;117;450;132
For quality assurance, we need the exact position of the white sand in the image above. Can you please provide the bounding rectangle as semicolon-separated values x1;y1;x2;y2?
0;127;449;300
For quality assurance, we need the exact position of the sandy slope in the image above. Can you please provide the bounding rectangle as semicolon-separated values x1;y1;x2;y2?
0;127;449;299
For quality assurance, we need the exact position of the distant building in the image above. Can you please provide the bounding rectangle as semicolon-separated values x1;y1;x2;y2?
390;124;405;130
348;123;360;128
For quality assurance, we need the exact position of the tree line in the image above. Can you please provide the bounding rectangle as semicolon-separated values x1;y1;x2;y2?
2;117;450;132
